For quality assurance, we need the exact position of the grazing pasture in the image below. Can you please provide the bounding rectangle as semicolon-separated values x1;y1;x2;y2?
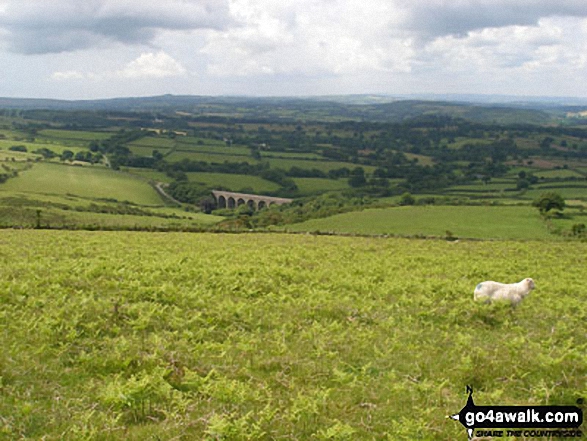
186;172;281;193
1;162;163;205
292;177;350;195
285;205;552;240
1;231;585;440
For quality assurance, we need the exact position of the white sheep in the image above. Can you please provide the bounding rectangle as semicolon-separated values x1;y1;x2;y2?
474;278;535;306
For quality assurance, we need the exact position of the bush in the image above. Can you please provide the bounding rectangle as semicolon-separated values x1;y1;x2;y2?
572;223;586;236
399;192;415;206
532;192;565;215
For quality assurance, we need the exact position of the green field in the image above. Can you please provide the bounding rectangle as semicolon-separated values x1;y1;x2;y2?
167;151;255;164
123;168;173;183
266;158;377;173
260;151;324;160
403;152;434;166
178;136;230;147
0;190;223;229
286;206;552;240
127;145;172;157
0;139;89;156
533;169;585;179
38;129;113;142
522;186;587;200
1;162;164;205
292;177;350;195
176;145;252;156
186;172;280;193
0;149;40;161
446;182;516;192
127;137;176;149
1;231;585;439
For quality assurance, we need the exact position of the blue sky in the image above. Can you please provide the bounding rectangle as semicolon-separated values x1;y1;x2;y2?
1;0;587;99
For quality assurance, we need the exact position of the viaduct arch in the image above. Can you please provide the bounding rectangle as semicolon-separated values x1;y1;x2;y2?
212;190;293;211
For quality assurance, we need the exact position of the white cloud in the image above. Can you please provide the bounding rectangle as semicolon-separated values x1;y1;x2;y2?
51;70;85;81
116;51;186;78
419;17;587;74
202;0;413;77
50;51;187;83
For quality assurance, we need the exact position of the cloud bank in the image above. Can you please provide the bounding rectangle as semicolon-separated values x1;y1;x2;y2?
2;0;587;98
0;0;231;54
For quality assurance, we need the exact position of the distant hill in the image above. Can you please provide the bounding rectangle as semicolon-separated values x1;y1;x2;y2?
1;94;586;125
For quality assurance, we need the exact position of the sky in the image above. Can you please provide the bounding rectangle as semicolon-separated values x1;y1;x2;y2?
1;0;587;100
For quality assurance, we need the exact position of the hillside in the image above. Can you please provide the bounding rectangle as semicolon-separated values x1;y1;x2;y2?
2;94;584;125
1;230;585;439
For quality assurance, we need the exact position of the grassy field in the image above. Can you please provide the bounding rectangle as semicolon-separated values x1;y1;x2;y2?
127;137;176;149
186;172;280;193
127;145;173;157
178;136;231;147
0;205;222;229
1;162;164;205
521;186;587;201
38;129;113;142
176;145;252;156
403;152;434;166
123;168;173;183
1;231;585;440
0;139;89;156
0;190;223;229
0;149;40;162
285;206;553;240
292;177;350;195
260;151;324;160
265;158;377;173
446;182;516;192
167;151;255;164
532;169;585;179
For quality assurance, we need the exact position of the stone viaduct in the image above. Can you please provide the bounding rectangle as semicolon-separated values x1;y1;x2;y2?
212;190;293;210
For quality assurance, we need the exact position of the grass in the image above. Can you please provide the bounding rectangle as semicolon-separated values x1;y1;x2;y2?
123;168;173;183
0;150;40;162
266;158;377;173
0;139;88;156
285;205;552;240
127;145;172;157
167;151;255;164
532;169;585;178
186;172;280;193
446;182;516;192
261;151;324;160
176;145;252;156
127;137;176;149
1;162;164;205
0;191;224;229
38;129;113;142
404;152;434;166
292;177;350;195
1;231;585;440
521;186;587;200
0;205;222;229
179;136;230;147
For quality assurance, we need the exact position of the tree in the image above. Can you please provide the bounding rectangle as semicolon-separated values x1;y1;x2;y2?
532;192;565;215
516;178;530;190
399;192;415;206
348;167;366;188
60;150;74;161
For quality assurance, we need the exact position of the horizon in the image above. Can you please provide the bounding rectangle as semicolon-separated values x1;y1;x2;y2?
3;92;587;105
